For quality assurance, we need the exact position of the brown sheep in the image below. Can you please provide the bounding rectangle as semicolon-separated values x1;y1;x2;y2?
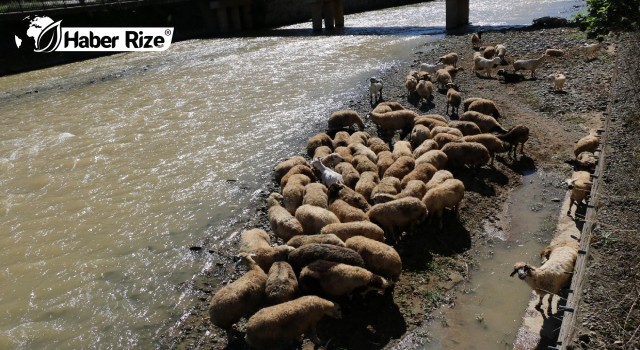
460;111;508;133
392;140;413;160
368;197;427;242
302;183;329;209
334;161;360;189
422;178;465;228
274;156;307;184
462;133;507;166
267;192;304;241
372;179;427;204
294;204;340;235
433;132;462;149
280;163;315;189
425;170;454;192
329;199;369;223
467;98;501;119
413;139;439;159
441;142;490;169
348;131;370;145
384;155;415;179
415;149;448;170
288;243;365;271
320;221;386;242
448;120;482;136
367;137;391;154
332;131;351;149
299;260;390;297
497;125;530;159
401;162;437;188
345;236;402;281
573;132;600;157
239;229;294;272
306;133;333;157
414;116;449;130
334;146;354;163
371;176;402;199
265;261;298;305
282;174;311;214
376;150;395;179
354;171;380;203
327;183;371;212
351;154;378;174
328;110;364;131
286;233;345;248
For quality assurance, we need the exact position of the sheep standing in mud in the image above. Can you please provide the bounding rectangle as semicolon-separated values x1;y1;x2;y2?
422;178;465;228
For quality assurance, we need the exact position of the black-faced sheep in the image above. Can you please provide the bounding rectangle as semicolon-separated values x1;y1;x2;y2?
268;192;304;241
320;221;386;242
566;171;593;216
513;55;548;79
327;183;371;212
462;133;507;166
368;197;427;242
467;98;501;119
283;174;311;215
573;132;600;157
300;260;391;297
448;120;482;136
473;55;502;77
329;199;369;223
328;110;365;131
415;149;448;170
303;183;329;209
265;261;298;305
441;142;490;169
306;133;333;157
459;111;508;133
422;178;465;228
288;243;365;271
239;229;294;272
384;155;415;179
311;157;343;187
294;204;340;235
413;139;439;159
497;125;530;159
244;295;341;349
286;233;346;248
334;161;360;189
548;71;567;91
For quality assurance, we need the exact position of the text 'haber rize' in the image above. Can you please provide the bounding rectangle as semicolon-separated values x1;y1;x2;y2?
64;31;165;48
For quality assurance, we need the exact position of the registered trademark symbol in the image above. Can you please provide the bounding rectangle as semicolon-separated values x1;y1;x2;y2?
165;29;171;36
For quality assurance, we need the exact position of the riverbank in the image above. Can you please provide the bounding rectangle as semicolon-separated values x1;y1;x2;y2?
161;24;636;349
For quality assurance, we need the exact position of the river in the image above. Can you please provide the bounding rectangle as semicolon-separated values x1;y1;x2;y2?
0;0;584;348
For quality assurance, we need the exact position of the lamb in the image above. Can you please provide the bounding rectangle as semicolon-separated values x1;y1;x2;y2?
329;199;369;223
265;261;298;305
368;197;427;242
328;110;365;131
300;260;391;297
467;98;501;119
351;154;378;174
425;169;454;191
376;150;395;179
513;55;548;79
510;244;577;309
392;140;413;160
409;124;431;148
422;178;465;228
415;149;448;170
430;125;464;139
441;142;491;169
302;183;329;209
279;163;315;188
482;46;496;59
438;52;459;67
295;204;340;235
383;155;415;179
334;161;360;188
497;125;530;158
582;43;600;60
311;157;343;187
405;75;418;96
419;62;446;75
446;85;462;115
244;295;341;349
471;32;482;50
367;137;391;154
548;71;567;91
460;111;508;133
400;162;437;188
434;68;453;90
473;55;502;77
239;228;294;272
496;69;525;83
354;171;380;202
274;156;308;184
573;132;600;157
327;183;371;212
413;139;439;159
545;48;564;57
286;233;345;248
370;176;402;198
416;79;434;104
349;141;378;163
306;133;333;157
448;120;482;136
320;221;386;242
566;171;593;216
369;109;418;134
495;44;507;59
288;243;365;271
345;236;402;281
334;146;353;163
332;131;351;149
282;174;311;214
209;253;266;337
267;192;304;241
462;133;507;166
348;131;370;145
369;77;383;104
433;132;462;149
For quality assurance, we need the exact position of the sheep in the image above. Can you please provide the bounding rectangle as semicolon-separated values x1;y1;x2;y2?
274;156;308;184
367;137;391;154
303;183;329;209
413;139;439;159
448;120;482;136
280;163;315;189
368;197;427;242
311;157;343;187
460;111;508;133
351;154;378;174
300;260;391;297
354;171;379;202
320;153;344;168
327;183;371;212
473;55;502;77
513;55;548;79
283;174;311;214
433;132;462;149
496;69;525;83
497;125;530;159
462;97;482;112
496;44;507;59
370;176;402;198
416;79;434;103
244;295;341;349
405;75;418;96
209;253;266;337
348;131;370;145
332;131;351;149
329;199;369;223
545;48;564;57
334;146;354;163
422;178;465;228
482;46;496;59
573;132;600;157
582;43;601;60
441;142;491;169
425;169;454;191
548;71;567;91
286;233;345;248
383;155;415;179
415;149;448;170
510;245;577;309
295;204;340;235
400;162;437;188
430;125;464;139
369;77;383;104
392;140;413;160
462;133;506;166
369;109;419;134
306;133;333;157
414;116;448;130
328;110;365;131
349;142;377;163
467;98;501;119
438;52;459;67
268;192;304;241
410;124;431;148
334;161;360;188
446;85;462;115
576;151;597;169
288;243;365;271
419;62;446;75
434;68;453;90
345;236;402;281
239;228;294;272
471;32;482;50
320;221;386;242
376;150;395;179
374;101;405;111
421;113;447;122
312;145;332;159
373;179;427;203
265;261;298;305
566;171;593;215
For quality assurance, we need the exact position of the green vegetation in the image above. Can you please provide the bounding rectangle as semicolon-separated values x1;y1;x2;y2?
574;0;640;37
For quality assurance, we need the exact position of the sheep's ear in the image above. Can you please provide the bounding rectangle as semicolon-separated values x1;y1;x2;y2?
509;268;518;277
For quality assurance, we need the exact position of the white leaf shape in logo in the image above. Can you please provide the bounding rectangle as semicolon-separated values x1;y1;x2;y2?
34;20;62;53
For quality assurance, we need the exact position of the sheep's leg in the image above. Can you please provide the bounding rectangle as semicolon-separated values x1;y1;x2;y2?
567;200;574;215
306;323;322;345
490;153;495;167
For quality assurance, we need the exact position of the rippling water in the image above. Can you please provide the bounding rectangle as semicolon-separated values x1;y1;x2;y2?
0;0;584;348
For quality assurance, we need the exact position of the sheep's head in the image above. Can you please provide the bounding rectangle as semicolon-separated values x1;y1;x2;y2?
510;262;532;280
310;157;324;170
267;192;284;207
566;178;577;189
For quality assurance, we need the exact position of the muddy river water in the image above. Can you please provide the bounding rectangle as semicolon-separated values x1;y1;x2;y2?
0;0;583;348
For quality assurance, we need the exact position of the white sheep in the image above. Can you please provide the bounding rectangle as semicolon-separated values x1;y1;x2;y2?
311;157;343;187
495;44;507;59
265;261;298;305
422;178;465;228
294;204;340;235
419;62;446;75
369;77;383;104
473;55;502;77
267;192;304;241
328;110;365;131
345;235;402;281
368;197;427;242
513;54;548;79
548;71;567;91
244;295;341;349
438;52;459;67
300;260;391;297
566;171;593;216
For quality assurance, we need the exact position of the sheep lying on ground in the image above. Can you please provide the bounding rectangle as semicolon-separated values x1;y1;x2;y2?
566;171;593;216
422;178;465;228
244;295;341;349
320;221;386;242
446;85;462;115
303;183;329;209
467;98;501;119
582;43;600;60
438;52;459;67
448;120;482;136
295;204;340;235
370;77;383;104
513;55;548;79
300;260;391;297
462;133;506;166
268;192;304;241
286;233;345;248
209;253;266;337
328;110;365;131
368;197;427;242
265;261;298;305
345;236;402;281
288;243;365;271
441;142;491;169
306;133;333;157
460;111;508;133
573;132;600;157
576;151;597;169
239;229;293;272
497;125;530;159
548;71;566;91
311;157;343;187
510;244;577;309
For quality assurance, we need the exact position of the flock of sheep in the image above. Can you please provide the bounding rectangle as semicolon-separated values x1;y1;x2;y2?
206;30;603;348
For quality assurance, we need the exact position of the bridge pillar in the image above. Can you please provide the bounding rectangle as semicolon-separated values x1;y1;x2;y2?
323;0;335;29
310;0;344;31
446;0;469;30
333;0;344;28
209;0;252;33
